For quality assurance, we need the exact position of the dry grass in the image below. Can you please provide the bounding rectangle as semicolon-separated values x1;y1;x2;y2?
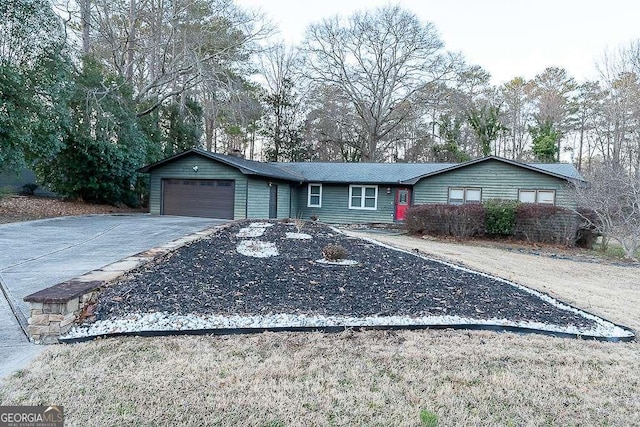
1;233;639;426
1;332;639;426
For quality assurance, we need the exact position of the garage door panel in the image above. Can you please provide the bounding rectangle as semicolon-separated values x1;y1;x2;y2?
162;179;234;219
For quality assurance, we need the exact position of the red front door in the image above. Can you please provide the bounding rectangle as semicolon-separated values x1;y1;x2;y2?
395;188;411;221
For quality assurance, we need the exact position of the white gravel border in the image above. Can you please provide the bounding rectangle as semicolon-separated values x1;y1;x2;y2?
63;311;632;339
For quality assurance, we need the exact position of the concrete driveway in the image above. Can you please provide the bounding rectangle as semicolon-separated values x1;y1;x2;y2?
0;214;227;379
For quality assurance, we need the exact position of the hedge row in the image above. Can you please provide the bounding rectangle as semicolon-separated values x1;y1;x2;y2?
405;201;586;246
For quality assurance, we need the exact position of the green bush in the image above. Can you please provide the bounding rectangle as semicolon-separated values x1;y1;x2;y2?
484;199;518;236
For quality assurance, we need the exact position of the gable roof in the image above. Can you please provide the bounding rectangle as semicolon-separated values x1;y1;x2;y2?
400;156;586;185
139;150;585;185
138;149;304;181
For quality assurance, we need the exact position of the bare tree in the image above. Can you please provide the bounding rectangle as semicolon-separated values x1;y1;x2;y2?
571;81;605;171
305;84;364;161
300;5;454;161
258;43;309;161
499;77;533;160
594;42;640;171
58;0;271;117
530;67;577;161
574;162;640;259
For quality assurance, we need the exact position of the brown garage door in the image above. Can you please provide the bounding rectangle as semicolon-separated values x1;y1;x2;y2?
162;179;234;219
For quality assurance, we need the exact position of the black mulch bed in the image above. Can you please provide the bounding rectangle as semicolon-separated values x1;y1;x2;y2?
92;220;600;330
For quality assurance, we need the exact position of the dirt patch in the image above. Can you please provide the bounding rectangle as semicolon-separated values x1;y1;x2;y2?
0;195;142;224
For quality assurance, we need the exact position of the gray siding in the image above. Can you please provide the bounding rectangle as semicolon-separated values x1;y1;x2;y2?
148;154;247;219
246;178;291;219
289;185;299;219
413;159;575;208
294;183;396;224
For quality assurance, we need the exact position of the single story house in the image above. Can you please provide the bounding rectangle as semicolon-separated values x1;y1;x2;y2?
138;149;586;223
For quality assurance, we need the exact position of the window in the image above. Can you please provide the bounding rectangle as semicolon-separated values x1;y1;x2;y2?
518;189;556;205
448;188;482;205
349;185;378;210
518;190;536;203
308;184;322;207
537;190;555;205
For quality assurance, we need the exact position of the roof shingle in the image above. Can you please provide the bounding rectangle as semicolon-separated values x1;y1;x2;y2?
140;149;585;184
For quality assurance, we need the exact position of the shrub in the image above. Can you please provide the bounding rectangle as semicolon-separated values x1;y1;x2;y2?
484;199;518;236
405;204;485;239
0;186;14;200
515;204;579;246
575;207;601;248
450;204;486;238
322;244;347;261
405;204;448;235
20;183;39;196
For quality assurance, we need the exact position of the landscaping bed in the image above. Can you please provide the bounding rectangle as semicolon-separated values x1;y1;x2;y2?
66;220;633;340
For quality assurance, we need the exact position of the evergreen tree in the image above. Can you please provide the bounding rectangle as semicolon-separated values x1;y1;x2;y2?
162;97;204;156
0;0;70;173
431;114;471;162
529;120;560;162
37;58;151;206
467;104;507;157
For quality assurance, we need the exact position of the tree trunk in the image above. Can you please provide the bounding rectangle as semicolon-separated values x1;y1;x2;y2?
125;0;136;81
577;115;585;172
80;0;91;55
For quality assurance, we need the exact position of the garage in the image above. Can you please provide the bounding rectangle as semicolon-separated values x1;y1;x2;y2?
161;179;235;219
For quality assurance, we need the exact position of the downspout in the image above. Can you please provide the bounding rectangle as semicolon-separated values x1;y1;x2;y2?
245;178;249;219
289;184;292;218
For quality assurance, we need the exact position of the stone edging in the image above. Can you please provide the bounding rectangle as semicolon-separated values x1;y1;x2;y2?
23;226;224;344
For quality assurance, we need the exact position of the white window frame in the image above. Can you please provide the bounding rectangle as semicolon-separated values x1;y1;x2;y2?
518;189;556;205
537;190;556;205
448;187;482;205
349;185;378;210
307;183;322;208
518;190;537;204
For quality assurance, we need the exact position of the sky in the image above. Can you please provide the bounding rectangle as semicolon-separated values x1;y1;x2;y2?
235;0;640;85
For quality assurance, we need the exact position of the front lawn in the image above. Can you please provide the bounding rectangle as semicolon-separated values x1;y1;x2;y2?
1;330;639;426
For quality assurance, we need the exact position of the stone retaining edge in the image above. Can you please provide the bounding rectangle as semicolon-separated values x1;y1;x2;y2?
23;226;223;344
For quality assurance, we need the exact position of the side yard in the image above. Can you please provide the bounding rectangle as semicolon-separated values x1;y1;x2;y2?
0;195;141;224
1;230;638;426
